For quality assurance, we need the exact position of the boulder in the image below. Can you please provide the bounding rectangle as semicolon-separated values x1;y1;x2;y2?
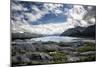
67;56;80;62
12;55;30;64
79;51;96;56
43;44;60;51
25;52;53;61
59;47;75;51
12;42;36;52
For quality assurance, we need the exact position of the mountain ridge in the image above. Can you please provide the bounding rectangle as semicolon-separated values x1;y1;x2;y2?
60;25;95;38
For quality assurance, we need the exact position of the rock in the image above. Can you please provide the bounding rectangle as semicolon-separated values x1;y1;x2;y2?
59;47;75;51
40;53;53;61
61;50;79;56
71;41;84;48
43;44;60;51
25;52;53;61
69;52;80;56
58;41;84;48
34;44;44;51
61;50;71;54
12;55;30;63
13;39;23;42
12;52;53;64
79;51;96;56
13;42;36;52
67;56;80;62
33;44;60;51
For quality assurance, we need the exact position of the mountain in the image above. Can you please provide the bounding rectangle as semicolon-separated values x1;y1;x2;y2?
61;25;95;38
12;32;43;40
81;25;95;37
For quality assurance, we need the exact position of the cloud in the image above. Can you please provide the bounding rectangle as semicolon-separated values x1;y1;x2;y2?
43;3;63;11
88;17;96;24
11;1;96;35
66;5;87;20
21;22;74;35
24;12;42;22
64;5;95;27
43;3;64;15
11;1;29;11
11;2;23;11
11;1;65;27
24;5;50;22
11;1;47;23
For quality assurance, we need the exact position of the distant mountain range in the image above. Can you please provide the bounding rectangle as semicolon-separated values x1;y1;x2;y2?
61;25;95;38
12;32;43;40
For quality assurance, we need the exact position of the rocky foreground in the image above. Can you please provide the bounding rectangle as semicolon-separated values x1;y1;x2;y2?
12;39;96;66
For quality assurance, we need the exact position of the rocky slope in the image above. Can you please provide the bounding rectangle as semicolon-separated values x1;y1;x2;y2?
12;39;96;66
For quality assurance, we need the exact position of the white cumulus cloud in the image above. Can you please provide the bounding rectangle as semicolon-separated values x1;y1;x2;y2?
11;1;96;35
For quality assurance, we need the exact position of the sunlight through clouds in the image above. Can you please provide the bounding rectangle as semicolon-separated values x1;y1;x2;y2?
11;1;96;35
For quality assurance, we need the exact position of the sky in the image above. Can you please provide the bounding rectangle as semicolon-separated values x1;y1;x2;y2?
11;0;96;35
